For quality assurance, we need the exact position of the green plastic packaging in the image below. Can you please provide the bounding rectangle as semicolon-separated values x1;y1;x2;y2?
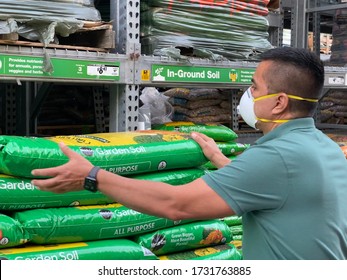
0;131;208;178
202;156;237;170
135;219;232;256
152;121;238;142
159;243;242;260
13;203;193;244
0;168;207;211
0;174;113;211
230;225;243;235
132;167;207;185
221;215;243;226
0;214;30;249
216;142;250;156
0;239;158;260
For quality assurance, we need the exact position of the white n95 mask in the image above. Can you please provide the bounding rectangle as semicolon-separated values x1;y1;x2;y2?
237;87;257;129
236;87;319;129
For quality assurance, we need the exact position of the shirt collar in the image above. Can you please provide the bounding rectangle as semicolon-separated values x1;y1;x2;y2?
255;118;316;145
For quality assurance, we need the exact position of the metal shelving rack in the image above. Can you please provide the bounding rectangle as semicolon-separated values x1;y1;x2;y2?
1;0;346;135
274;0;347;93
0;0;139;135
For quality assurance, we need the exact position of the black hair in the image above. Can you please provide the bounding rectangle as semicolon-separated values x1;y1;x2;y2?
259;47;325;116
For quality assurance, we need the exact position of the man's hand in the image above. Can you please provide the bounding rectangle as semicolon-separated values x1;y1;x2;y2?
191;132;231;169
31;142;94;193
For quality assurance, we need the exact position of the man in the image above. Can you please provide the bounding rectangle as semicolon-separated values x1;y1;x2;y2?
32;47;347;260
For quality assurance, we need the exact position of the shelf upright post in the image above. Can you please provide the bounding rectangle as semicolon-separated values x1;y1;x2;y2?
281;0;308;48
109;0;140;132
311;0;322;57
4;84;17;135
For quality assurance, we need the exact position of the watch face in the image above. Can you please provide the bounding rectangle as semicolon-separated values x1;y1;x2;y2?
84;178;97;192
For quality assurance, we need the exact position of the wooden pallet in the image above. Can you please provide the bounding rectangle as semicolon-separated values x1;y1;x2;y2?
0;21;115;52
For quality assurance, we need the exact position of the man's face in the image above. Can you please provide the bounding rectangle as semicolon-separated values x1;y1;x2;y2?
250;61;278;129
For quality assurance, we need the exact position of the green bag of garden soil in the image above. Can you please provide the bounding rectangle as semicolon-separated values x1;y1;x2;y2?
216;142;250;156
0;174;113;211
0;239;158;260
159;243;242;260
132;167;207;185
0;169;207;211
221;215;242;226
0;214;30;249
135;219;232;256
0;131;208;178
152;121;238;142
202;155;237;170
13;203;193;244
230;225;243;236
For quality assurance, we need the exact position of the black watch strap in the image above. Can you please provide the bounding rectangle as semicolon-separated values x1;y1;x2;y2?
83;166;101;192
88;166;101;179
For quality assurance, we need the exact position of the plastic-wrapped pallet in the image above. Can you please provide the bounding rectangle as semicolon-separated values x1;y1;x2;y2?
0;0;101;46
329;8;347;66
140;0;273;60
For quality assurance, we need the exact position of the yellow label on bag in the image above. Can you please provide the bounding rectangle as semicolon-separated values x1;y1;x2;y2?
48;130;190;146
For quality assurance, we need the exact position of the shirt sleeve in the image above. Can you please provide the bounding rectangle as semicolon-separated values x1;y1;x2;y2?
201;144;290;216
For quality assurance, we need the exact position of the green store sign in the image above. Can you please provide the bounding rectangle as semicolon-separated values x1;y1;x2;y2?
151;64;255;84
0;54;120;81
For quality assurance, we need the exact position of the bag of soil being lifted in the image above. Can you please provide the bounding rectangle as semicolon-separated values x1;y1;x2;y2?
0;239;158;260
13;203;193;244
0;131;208;178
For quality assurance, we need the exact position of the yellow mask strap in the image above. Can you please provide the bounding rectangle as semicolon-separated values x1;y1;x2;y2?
254;93;318;103
256;118;289;123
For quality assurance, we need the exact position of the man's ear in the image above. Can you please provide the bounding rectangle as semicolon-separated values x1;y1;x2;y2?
272;93;289;114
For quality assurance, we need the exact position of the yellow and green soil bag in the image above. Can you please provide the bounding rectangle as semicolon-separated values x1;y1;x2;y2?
0;131;208;178
13;203;192;244
135;219;232;256
0;169;207;211
0;214;30;249
152;121;238;142
0;239;158;260
159;243;242;260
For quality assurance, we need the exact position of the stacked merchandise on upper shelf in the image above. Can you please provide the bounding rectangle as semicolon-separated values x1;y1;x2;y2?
161;87;233;124
140;0;274;61
319;89;347;125
0;0;114;50
328;7;347;66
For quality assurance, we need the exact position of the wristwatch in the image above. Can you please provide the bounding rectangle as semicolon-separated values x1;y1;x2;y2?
83;166;101;192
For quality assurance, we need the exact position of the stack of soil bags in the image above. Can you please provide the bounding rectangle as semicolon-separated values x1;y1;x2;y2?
319;90;347;124
330;8;347;66
162;88;232;123
140;0;273;60
0;129;245;260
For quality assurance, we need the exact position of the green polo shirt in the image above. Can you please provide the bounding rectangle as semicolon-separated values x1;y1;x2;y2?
202;118;347;259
